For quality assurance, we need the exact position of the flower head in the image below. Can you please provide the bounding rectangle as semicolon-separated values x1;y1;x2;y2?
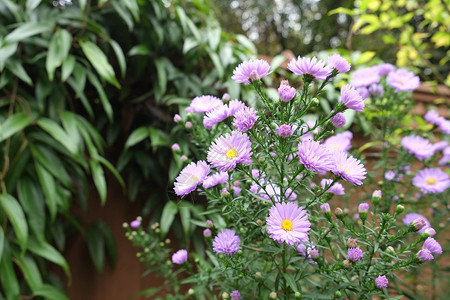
332;151;367;186
424;110;443;125
328;54;351;74
203;228;211;237
331;112;346;128
412;168;450;194
321;179;345;195
230;290;241;300
320;203;331;212
297;241;316;260
339;84;365;112
401;136;435;160
174;161;210;197
402;213;431;233
276;124;292;138
352;67;380;88
203;172;229;189
172;249;188;264
232;106;258;131
375;275;389;289
368;84;384;97
278;80;296;102
358;203;369;213
387;69;420;92
439;146;450;165
130;219;141;228
288;56;331;80
298;140;334;174
374;63;395;75
266;202;311;245
213;229;241;255
347;247;363;262
423;237;442;255
417;248;434;262
189;95;223;113
207;131;252;172
324;131;353;153
232;59;271;84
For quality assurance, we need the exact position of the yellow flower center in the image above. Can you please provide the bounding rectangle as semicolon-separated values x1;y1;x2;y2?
192;176;198;181
426;177;436;185
334;145;339;149
345;169;349;173
281;219;293;231
226;149;238;159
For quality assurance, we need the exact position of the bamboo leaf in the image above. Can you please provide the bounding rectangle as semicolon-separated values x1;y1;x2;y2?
5;22;51;43
0;112;31;142
0;194;28;253
37;118;78;154
46;28;72;81
160;201;178;237
27;239;71;281
34;284;69;300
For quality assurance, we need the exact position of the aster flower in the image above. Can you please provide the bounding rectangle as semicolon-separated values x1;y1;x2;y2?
412;168;450;194
432;141;448;152
298;121;318;141
172;249;188;264
368;84;384;97
276;124;292;138
266;202;311;246
375;275;389;289
402;213;431;234
297;241;316;260
347;247;363;262
212;229;241;255
324;131;353;152
401;136;435;160
374;63;395;75
278;80;296;102
233;106;258;131
130;219;141;228
439;146;450;165
188;95;223;113
387;68;420;92
320;203;331;212
232;59;271;84
417;248;434;262
356;87;370;99
207;131;252;172
203;172;229;189
423;237;443;255
298;140;334;174
358;203;369;213
174;161;210;197
331;112;346;128
230;290;241;300
339;84;365;112
352;67;380;88
439;119;450;134
228;100;246;116
332;151;367;186
288;56;331;81
203;100;246;129
203;228;211;238
327;54;351;74
320;179;345;195
424;110;443;125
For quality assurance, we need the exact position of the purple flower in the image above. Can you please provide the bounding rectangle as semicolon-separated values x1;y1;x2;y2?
402;213;431;233
288;56;331;80
424;110;443;125
432;141;448;152
368;84;384;97
297;241;316;260
374;63;395;75
173;114;181;123
213;229;241;255
278;80;296;102
174;161;210;197
417;248;434;262
230;290;241;300
358;203;370;213
412;168;450;194
266;202;311;246
276;124;292;138
171;143;180;151
324;131;353;152
320;203;331;212
439;119;450;134
203;100;246;129
332;151;367;186
172;249;188;264
401;136;435;160
331;112;346;128
439;146;450;165
130;219;141;228
232;59;271;84
423;237;442;255
250;180;296;202
228;100;247;116
327;54;351;74
203;172;229;189
233;107;258;131
387;69;420;92
207;131;253;172
352;67;380;88
356;87;370;99
339;84;365;112
375;275;389;289
189;95;223;113
298;140;334;174
320;179;345;195
203;228;211;237
347;247;363;262
384;170;397;181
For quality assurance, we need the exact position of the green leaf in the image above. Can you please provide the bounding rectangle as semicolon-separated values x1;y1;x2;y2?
79;40;120;88
208;51;224;79
160;201;178;237
15;255;43;291
90;160;106;205
0;243;20;299
155;58;167;100
124;126;149;149
97;156;125;189
128;44;151;56
328;7;354;16
27;239;71;281
0;112;31;142
86;224;105;274
26;0;41;11
183;37;199;54
0;227;4;262
109;39;126;78
46;28;72;81
34;162;58;221
236;34;257;54
357;51;376;64
283;272;298;293
0;194;28;253
0;43;18;71
5;59;33;85
86;71;114;122
61;56;75;81
122;0;140;21
179;201;191;237
37;118;78;154
34;284;69;300
5;22;52;43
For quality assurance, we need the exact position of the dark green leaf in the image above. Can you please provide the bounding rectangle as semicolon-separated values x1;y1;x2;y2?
124;126;149;149
283;272;298;293
0;243;20;299
90;160;106;205
5;22;52;43
27;239;71;281
160;201;178;237
0;194;28;253
0;227;4;262
0;112;31;142
97;156;125;189
179;201;191;237
86;71;114;122
128;44;151;56
36;118;78;154
61;55;75;82
86;224;105;274
0;43;18;71
34;162;57;221
5;59;33;85
46;28;72;81
34;284;69;300
109;39;126;78
15;255;43;291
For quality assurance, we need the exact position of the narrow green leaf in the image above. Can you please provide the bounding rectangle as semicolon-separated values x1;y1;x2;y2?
109;39;126;78
97;156;125;189
0;43;18;71
283;272;299;293
183;37;199;54
0;227;4;262
34;162;57;221
34;284;69;300
15;255;43;291
86;71;114;122
79;40;120;88
122;0;140;21
128;44;151;56
124;126;149;149
61;55;76;82
5;22;51;43
160;201;178;237
357;51;376;64
0;243;20;299
96;220;117;266
0;194;28;253
36;118;78;154
179;201;191;237
26;0;41;11
208;51;224;78
5;59;33;85
27;239;71;281
111;1;133;31
86;224;105;274
79;0;87;11
59;111;82;152
0;112;31;142
90;160;106;205
46;28;72;81
155;58;167;98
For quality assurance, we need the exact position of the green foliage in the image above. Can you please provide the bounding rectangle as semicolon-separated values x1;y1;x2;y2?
0;0;255;298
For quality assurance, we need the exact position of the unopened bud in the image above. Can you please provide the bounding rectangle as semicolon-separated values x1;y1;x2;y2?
185;121;193;129
294;291;302;299
334;291;342;298
395;204;405;215
188;288;194;295
206;220;213;228
222;292;229;299
423;227;436;237
409;218;426;232
358;203;369;222
203;229;211;238
269;292;277;299
386;246;395;256
347;238;357;248
343;259;352;269
372;190;382;205
335;208;344;220
257;219;263;226
311;97;320;105
310;249;319;260
173;114;181;123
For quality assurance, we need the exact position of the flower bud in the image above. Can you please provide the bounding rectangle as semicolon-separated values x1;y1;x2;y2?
423;227;436;237
386;246;395;256
372;190;382;205
310;249;319;260
334;291;342;298
257;219;263;226
180;155;188;162
343;259;352;269
130;219;141;228
222;292;230;299
203;229;211;238
358;203;369;222
269;292;277;299
331;112;346;128
278;81;296;102
395;204;405;215
294;291;302;299
206;220;213;228
409;218;426;232
173;114;181;123
335;207;345;220
347;238;357;248
188;288;195;295
222;93;230;101
171;143;180;151
416;248;434;262
185;121;193;129
311;97;320;105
